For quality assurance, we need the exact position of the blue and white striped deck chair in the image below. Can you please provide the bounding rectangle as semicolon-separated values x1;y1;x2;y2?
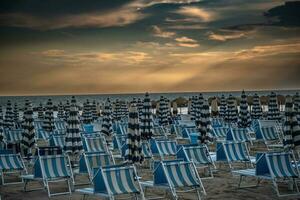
39;155;74;197
78;152;115;182
171;125;183;138
76;165;145;200
5;129;23;144
216;142;253;171
34;120;44;130
83;135;108;153
141;160;206;200
226;128;254;145
212;127;229;141
258;126;282;150
211;118;223;128
36;129;50;140
177;145;216;178
112;134;126;151
150;139;177;160
49;135;65;149
0;153;27;185
54;120;66;131
182;127;199;139
153;126;168;138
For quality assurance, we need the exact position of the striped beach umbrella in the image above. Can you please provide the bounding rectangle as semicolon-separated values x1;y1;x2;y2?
13;103;19;127
219;95;227;118
113;99;122;121
64;96;83;156
226;95;238;123
140;92;153;140
64;100;70;121
283;96;300;150
101;99;113;137
0;106;4;145
21;100;35;155
82;99;92;124
190;96;196;120
198;99;212;144
43;99;55;133
165;97;172;124
91;100;98;121
157;96;168;126
125;101;144;164
294;92;300;124
137;98;143;117
37;103;44;120
267;92;281;121
238;90;251;128
4;100;14;129
195;94;204;127
121;101;128;120
251;93;263;119
57;102;64;119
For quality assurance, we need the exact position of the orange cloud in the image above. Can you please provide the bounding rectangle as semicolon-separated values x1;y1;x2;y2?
152;25;176;38
176;7;216;22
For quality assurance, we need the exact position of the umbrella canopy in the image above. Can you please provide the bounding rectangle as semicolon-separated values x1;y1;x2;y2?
121;101;128;120
82;99;92;124
91;100;98;121
267;92;281;121
4;100;14;129
157;96;168;126
21;100;35;154
165;97;172;124
57;102;65;119
43;99;55;132
238;90;251;128
64;100;70;121
101;98;113;136
172;101;178;116
219;95;227;118
37;103;44;120
125;101;144;164
283;96;300;150
225;95;238;123
294;92;300;124
251;93;263;119
13;103;19;127
0;106;4;144
195;94;204;127
113;99;122;121
198;99;212;144
137;98;143;117
64;96;83;155
140;92;153;140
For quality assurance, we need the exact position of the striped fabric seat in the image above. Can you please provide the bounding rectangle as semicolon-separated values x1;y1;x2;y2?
141;142;152;158
213;127;228;139
0;154;24;170
36;129;50;140
182;127;199;139
153;126;167;137
49;135;65;148
34;121;44;130
6;129;23;143
40;155;70;179
54;121;66;130
113;135;126;150
83;137;106;152
228;128;252;142
260;126;279;141
156;140;177;157
211;118;223;128
183;146;211;165
223;142;250;162
266;153;298;178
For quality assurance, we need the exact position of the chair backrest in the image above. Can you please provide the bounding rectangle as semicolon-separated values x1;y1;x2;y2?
83;136;106;152
54;120;66;130
0;154;24;170
6;129;23;143
93;165;140;196
227;128;251;142
141;142;152;158
182;127;199;139
222;142;250;162
34;121;44;130
211;118;223;128
49;135;65;148
177;146;210;165
79;152;113;176
153;126;167;137
213;127;228;138
39;155;70;179
265;153;298;178
36;129;50;140
260;126;279;141
154;161;199;187
153;140;177;157
112;135;126;150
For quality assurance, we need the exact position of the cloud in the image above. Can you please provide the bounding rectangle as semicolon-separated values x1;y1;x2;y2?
175;36;199;47
208;30;251;41
177;43;199;48
175;7;216;22
152;25;176;38
175;36;197;43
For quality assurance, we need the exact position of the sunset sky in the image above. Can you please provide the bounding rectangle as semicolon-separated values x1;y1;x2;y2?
0;0;299;96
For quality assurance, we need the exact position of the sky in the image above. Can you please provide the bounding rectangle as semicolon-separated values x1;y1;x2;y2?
0;0;299;96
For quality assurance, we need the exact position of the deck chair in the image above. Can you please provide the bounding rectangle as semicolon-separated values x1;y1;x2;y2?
141;160;206;200
82;135;108;153
153;126;168;138
54;120;66;131
0;153;27;185
257;126;283;150
182;127;199;139
36;129;50;140
5;129;23;144
76;164;145;200
212;127;229;141
49;135;65;149
226;128;254;145
150;139;177;160
177;145;216;178
34;120;44;130
216;141;254;171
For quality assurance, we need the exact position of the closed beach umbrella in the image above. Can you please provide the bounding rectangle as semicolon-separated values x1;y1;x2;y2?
125;101;144;164
210;97;219;116
238;90;251;128
283;96;300;150
91;100;98;121
199;99;212;144
64;96;83;158
121;101;128;120
251;93;263;119
165;97;172;124
64;100;70;121
190;96;196;120
37;103;44;120
101;99;113;137
157;96;168;126
21;100;35;156
0;106;4;145
4;100;14;129
13;103;19;127
57;102;64;119
195;94;204;127
140;92;153;140
137;98;143;117
267;92;281;121
226;95;238;123
82;99;92;124
43;99;55;133
219;95;227;118
113;99;122;121
294;92;300;124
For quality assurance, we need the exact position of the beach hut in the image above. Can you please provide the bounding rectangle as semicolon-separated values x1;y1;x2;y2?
283;96;300;150
21;100;35;156
238;90;251;128
64;100;70;121
101;98;113;137
251;93;263;119
294;92;300;124
37;103;44;120
199;99;212;144
140;92;153;140
57;102;64;119
43;99;55;133
4;100;14;129
226;95;238;123
219;95;227;119
267;92;281;121
64;96;83;163
125;101;144;164
13;103;19;128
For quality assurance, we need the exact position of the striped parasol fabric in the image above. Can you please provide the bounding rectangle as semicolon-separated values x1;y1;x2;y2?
4;100;14;129
238;90;251;128
165;97;172;124
225;95;238;123
91;100;98;121
82;99;92;124
157;96;168;126
195;94;204;127
198;99;212;144
101;98;113;137
0;106;4;145
125;101;144;164
140;92;153;140
37;103;44;120
21;100;35;155
251;93;263;119
57;102;64;119
219;95;227;119
294;92;300;124
190;96;196;120
64;96;83;156
13;103;19;128
283;96;300;150
113;99;122;121
267;92;281;121
64;100;70;121
43;99;55;133
137;98;143;117
121;101;128;120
